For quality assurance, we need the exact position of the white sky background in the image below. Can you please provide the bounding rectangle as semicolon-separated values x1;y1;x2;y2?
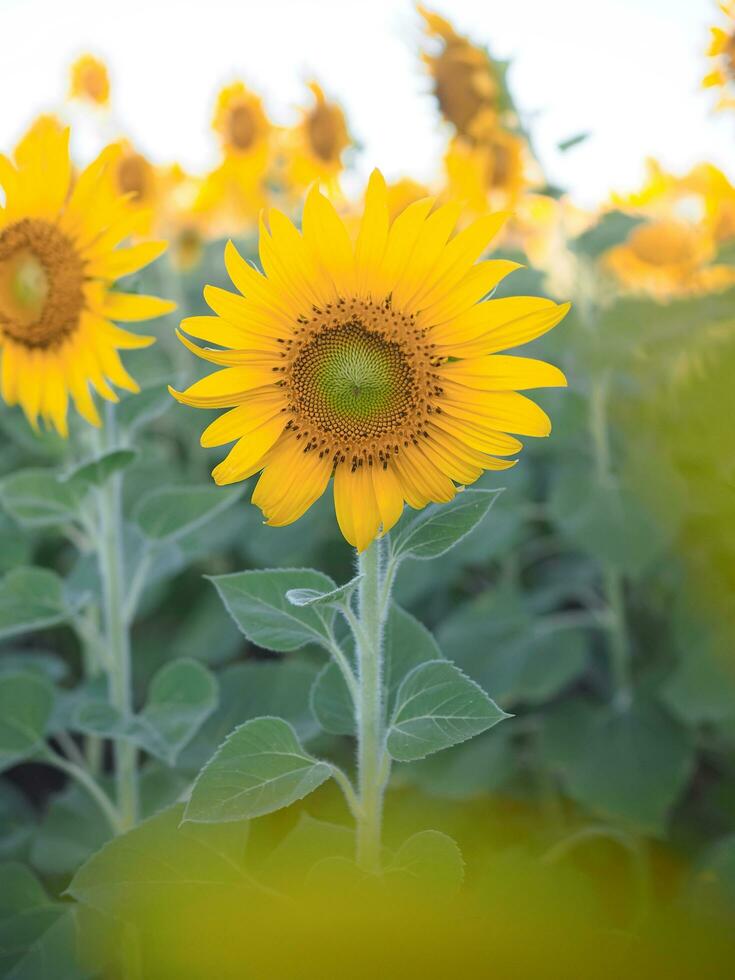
0;0;732;207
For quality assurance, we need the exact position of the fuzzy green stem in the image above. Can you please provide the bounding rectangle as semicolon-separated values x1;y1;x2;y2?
355;538;389;872
589;376;632;709
96;406;138;831
43;748;121;834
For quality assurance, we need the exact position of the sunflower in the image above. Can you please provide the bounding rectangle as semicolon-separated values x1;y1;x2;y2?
171;170;568;551
385;178;432;222
0;117;175;436
604;219;735;300
283;82;351;197
418;5;502;141
100;140;160;237
213;82;273;162
444;128;529;218
69;53;110;107
704;1;735;110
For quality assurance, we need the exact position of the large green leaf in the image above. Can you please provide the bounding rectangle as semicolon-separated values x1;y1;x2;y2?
209;569;337;653
542;698;695;835
0;781;37;860
0;672;54;772
185;717;332;823
386;660;508;762
0;469;81;528
390;489;503;562
134;485;241;543
30;783;112;876
0;568;82;642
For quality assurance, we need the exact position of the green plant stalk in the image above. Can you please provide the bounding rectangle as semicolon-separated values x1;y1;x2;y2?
355;537;389;871
96;407;139;831
589;375;632;709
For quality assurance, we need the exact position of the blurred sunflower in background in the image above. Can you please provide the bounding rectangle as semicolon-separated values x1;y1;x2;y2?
196;82;274;235
282;81;352;198
444;126;530;218
68;53;110;107
171;170;568;551
704;1;735;110
104;139;159;235
0;117;174;435
418;5;503;141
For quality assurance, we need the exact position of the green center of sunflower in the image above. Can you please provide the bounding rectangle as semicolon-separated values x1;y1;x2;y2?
290;321;416;441
0;219;85;349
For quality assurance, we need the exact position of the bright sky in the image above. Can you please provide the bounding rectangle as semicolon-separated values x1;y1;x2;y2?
0;0;732;206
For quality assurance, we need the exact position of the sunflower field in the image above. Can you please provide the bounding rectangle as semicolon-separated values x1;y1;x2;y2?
1;2;735;978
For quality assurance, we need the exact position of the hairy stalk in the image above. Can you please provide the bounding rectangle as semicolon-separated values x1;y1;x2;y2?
355;537;390;871
43;748;121;834
589;375;632;709
96;406;139;831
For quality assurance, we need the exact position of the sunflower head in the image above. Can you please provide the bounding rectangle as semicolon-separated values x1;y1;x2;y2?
444;128;528;218
0;117;175;435
704;1;735;109
283;82;352;197
213;82;272;157
171;170;569;551
69;53;110;106
604;218;735;299
384;178;432;222
418;5;501;140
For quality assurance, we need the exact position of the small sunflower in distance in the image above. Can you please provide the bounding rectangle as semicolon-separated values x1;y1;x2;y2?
283;82;351;197
704;1;735;110
171;171;568;551
69;54;110;107
0;118;175;435
418;5;501;141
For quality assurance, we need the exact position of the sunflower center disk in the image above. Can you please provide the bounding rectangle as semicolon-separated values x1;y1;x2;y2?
0;218;85;349
290;322;417;444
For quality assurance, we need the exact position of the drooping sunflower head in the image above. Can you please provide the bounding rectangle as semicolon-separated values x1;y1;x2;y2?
213;82;272;158
418;5;501;141
171;170;569;551
283;82;352;196
69;53;110;106
0;118;175;435
603;218;735;300
704;1;735;109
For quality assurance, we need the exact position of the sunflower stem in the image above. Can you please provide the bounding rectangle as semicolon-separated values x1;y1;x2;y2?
589;376;632;710
354;537;390;872
96;404;139;831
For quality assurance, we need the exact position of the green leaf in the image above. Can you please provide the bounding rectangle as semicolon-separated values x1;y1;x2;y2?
185;717;332;823
390;830;464;891
0;672;54;772
134;485;241;543
542;699;695;835
60;449;137;489
0;652;68;682
310;604;442;736
386;660;508;762
570;210;644;259
558;131;590;152
210;569;337;653
390;489;503;562
0;567;82;642
0;469;81;528
74;660;218;765
68;804;254;922
137;659;218;764
179;660;320;771
286;574;362;608
5;908;101;980
0;863;65;977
